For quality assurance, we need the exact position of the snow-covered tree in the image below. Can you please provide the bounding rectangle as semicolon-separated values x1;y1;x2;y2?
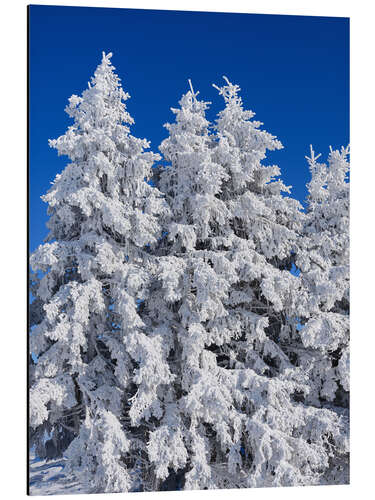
204;77;348;488
28;52;171;493
291;145;350;484
146;83;238;490
209;81;349;487
296;145;350;403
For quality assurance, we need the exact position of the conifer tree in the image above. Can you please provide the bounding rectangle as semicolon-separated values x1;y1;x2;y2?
207;79;349;488
147;83;238;490
29;52;171;493
292;145;350;484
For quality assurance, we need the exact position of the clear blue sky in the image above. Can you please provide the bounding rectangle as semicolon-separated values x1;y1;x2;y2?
28;5;349;253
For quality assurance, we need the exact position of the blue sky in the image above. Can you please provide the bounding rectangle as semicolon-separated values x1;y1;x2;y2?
29;5;349;253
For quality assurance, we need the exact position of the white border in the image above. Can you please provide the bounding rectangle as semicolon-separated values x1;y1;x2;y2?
1;1;374;498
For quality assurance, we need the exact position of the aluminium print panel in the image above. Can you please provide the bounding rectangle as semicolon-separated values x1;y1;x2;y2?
28;4;349;495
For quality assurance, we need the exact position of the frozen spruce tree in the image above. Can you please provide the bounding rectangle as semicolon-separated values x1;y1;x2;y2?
146;78;348;490
291;145;350;484
204;78;348;488
206;79;349;488
28;52;172;493
147;83;239;490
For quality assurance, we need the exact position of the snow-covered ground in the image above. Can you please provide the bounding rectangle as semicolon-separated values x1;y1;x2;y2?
29;452;82;496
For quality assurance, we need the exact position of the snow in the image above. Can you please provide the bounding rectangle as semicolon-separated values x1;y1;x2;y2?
29;451;82;496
